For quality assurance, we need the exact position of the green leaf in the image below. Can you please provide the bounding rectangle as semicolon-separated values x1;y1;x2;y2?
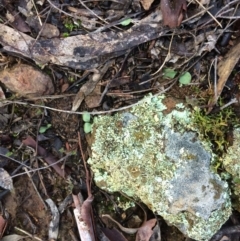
163;68;177;79
120;18;132;26
39;124;51;134
63;32;69;37
5;152;13;157
84;123;92;134
82;112;91;122
179;72;192;85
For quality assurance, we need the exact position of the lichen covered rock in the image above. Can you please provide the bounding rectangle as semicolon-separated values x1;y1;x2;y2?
88;95;231;240
223;127;240;211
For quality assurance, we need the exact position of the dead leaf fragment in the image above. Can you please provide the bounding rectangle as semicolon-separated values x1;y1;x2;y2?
0;64;54;97
39;23;60;38
208;39;240;111
0;168;13;190
26;16;59;38
101;227;128;241
1;234;28;241
0;215;8;239
140;0;154;10
22;136;66;178
4;4;30;32
135;219;157;241
45;199;60;240
161;0;187;28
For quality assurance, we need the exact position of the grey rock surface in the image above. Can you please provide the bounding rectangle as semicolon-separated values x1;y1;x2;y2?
88;95;231;240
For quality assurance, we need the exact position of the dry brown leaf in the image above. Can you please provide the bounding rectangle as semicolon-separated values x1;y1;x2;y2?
5;9;30;32
135;219;157;241
208;39;240;112
72;71;101;111
219;236;230;241
72;61;113;111
101;227;128;241
0;214;7;239
22;136;66;178
0;64;54;97
140;0;154;10
149;224;161;241
84;84;102;108
161;0;187;28
81;195;96;241
26;16;59;38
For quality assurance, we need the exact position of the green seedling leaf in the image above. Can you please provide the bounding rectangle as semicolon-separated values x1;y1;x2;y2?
84;123;92;134
120;18;132;26
163;68;177;79
39;124;52;134
5;152;13;157
179;72;192;85
63;32;69;37
82;112;91;122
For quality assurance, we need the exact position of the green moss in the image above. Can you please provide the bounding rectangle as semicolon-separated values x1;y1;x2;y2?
192;106;236;155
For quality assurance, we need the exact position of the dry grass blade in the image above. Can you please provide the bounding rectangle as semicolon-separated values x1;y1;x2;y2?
194;0;222;27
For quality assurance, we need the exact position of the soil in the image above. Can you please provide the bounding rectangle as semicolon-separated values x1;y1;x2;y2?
0;0;240;241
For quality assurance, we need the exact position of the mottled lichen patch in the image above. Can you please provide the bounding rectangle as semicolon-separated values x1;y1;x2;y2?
223;128;240;211
88;94;231;240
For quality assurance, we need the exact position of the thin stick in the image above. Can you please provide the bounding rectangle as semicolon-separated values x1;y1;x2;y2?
78;0;121;31
214;56;218;103
14;227;43;241
77;132;91;196
8;154;71;180
194;0;222;27
46;0;83;20
1;84;171;115
31;0;42;26
182;5;213;24
23;167;48;210
98;49;132;104
220;98;238;110
151;30;175;77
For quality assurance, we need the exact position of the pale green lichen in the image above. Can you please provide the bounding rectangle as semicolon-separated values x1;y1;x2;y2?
88;94;231;240
223;128;240;211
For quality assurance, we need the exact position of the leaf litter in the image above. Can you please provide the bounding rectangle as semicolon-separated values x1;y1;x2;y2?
0;0;240;241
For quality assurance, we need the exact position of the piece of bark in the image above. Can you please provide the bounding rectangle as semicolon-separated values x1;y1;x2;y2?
0;9;168;70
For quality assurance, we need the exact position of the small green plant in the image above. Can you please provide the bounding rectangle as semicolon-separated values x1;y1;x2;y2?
82;112;92;134
179;72;192;85
64;19;75;32
163;68;177;79
120;18;132;26
63;32;69;37
63;18;81;35
39;124;51;134
162;68;192;85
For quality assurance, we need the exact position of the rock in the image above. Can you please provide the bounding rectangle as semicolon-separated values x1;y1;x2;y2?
0;64;54;97
88;95;231;241
223;127;240;211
